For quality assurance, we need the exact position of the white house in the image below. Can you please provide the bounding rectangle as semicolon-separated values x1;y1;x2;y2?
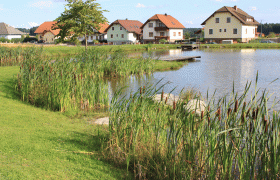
104;20;143;45
201;6;259;43
0;22;26;40
78;23;109;43
141;14;185;43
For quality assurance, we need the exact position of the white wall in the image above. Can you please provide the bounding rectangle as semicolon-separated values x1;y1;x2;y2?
142;20;156;40
0;34;22;40
169;29;183;41
241;25;257;39
107;23;138;43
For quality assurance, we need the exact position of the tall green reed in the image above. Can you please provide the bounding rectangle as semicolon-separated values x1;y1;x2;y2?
105;77;280;179
17;48;155;115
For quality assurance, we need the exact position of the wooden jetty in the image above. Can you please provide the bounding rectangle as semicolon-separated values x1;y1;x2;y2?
157;56;201;61
181;44;199;50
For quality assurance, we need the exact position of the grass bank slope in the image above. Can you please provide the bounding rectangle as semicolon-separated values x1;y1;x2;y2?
0;66;126;179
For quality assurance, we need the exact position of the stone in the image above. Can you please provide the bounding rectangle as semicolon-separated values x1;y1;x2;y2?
94;117;109;125
184;99;206;116
153;93;180;106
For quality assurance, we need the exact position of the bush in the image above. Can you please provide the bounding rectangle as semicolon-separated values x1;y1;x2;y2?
23;37;38;43
159;39;168;43
237;39;242;43
0;37;10;43
11;38;22;43
93;40;99;44
268;32;276;38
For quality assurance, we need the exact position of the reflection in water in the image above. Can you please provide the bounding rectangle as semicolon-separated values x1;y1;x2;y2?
111;49;280;110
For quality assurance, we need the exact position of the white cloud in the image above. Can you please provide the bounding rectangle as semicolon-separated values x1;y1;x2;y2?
28;22;40;27
136;3;145;8
31;1;53;9
250;6;257;11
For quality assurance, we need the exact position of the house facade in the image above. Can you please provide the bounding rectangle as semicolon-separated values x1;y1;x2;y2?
0;22;26;40
104;20;143;45
141;14;185;43
34;21;60;43
78;23;109;43
201;6;259;43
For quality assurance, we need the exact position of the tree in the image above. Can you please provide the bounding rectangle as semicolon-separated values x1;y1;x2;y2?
267;32;276;38
184;32;191;39
55;0;108;50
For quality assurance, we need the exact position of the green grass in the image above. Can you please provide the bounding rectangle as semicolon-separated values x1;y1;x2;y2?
153;60;187;71
0;66;128;179
200;43;280;49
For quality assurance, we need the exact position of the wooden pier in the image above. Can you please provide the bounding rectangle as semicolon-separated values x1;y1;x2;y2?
181;44;199;50
157;56;201;61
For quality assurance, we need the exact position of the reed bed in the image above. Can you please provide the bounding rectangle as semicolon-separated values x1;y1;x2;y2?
17;48;154;114
0;46;44;66
105;78;280;179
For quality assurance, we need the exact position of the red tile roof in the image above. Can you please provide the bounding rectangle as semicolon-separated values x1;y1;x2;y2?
201;6;259;26
34;21;60;36
98;23;109;34
104;20;143;34
141;14;185;29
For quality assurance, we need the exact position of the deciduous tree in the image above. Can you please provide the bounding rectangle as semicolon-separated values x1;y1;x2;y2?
55;0;108;50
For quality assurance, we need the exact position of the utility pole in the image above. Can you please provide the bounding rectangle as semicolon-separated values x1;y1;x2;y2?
260;20;262;38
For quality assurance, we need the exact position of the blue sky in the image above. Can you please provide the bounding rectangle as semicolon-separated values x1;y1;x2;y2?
0;0;279;29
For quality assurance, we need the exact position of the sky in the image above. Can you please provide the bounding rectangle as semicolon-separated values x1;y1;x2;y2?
0;0;279;29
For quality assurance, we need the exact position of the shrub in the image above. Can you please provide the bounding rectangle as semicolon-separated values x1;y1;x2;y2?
159;39;168;43
22;37;38;43
237;38;242;43
93;40;99;44
11;38;22;43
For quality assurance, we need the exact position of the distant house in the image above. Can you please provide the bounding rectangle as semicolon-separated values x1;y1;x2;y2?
104;20;143;45
78;23;109;43
255;32;265;38
0;22;26;40
141;14;185;43
201;6;259;43
34;21;60;43
194;28;204;38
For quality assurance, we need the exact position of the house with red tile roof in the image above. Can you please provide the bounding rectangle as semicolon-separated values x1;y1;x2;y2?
141;14;185;43
78;23;109;43
104;20;143;45
34;21;60;43
201;6;259;43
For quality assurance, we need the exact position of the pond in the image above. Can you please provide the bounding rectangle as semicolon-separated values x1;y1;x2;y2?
109;48;280;110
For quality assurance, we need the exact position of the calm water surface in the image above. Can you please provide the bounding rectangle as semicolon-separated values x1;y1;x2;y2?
110;49;280;110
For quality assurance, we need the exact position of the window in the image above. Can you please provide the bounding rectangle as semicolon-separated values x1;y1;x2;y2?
253;29;255;34
96;36;99;40
227;17;231;23
149;32;153;37
216;18;219;23
160;32;165;36
112;27;114;31
120;27;122;30
219;29;222;32
111;34;113;38
178;32;181;36
149;23;153;28
224;29;227;32
209;29;213;34
91;36;93;39
245;29;247;34
173;32;176;36
159;22;165;27
233;28;238;34
116;34;118;37
121;34;124;38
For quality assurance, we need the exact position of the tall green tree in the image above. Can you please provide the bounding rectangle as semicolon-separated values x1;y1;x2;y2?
55;0;108;50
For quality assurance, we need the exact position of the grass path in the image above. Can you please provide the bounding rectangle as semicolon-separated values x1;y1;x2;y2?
0;66;126;179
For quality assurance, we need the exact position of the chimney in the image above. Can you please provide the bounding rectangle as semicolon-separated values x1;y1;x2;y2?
165;13;167;16
234;6;237;10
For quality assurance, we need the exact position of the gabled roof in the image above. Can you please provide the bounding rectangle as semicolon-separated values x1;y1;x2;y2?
0;22;26;35
97;22;109;34
104;20;143;34
141;14;185;29
201;6;259;26
34;21;60;36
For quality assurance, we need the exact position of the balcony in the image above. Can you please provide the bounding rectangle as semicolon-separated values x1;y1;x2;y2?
154;27;169;31
155;36;170;41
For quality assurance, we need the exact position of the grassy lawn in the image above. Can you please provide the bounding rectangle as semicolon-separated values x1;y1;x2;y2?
0;66;127;179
